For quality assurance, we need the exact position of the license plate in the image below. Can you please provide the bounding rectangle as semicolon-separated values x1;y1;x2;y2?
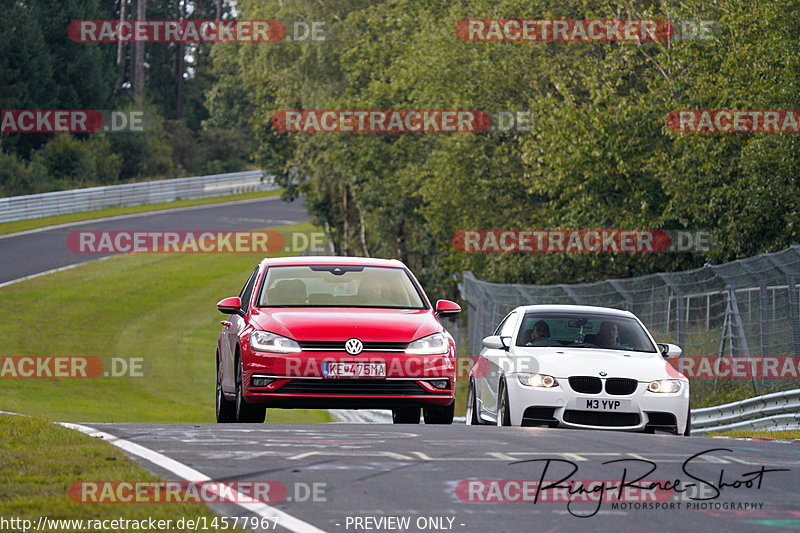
579;398;633;411
322;362;386;378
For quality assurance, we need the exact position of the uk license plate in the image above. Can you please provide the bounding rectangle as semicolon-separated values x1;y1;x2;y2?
322;362;386;378
580;398;633;411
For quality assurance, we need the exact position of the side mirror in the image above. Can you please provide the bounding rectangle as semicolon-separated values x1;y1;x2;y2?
482;335;510;350
435;299;461;317
658;343;682;359
217;296;244;316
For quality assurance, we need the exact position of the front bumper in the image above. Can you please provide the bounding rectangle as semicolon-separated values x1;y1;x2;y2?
505;374;689;433
242;350;455;408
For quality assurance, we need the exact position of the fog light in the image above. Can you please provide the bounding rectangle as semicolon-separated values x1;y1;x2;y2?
428;379;450;389
251;376;274;388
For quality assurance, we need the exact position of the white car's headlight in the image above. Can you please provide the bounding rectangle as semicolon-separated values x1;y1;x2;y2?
647;379;682;393
405;333;449;355
250;331;301;353
518;373;558;388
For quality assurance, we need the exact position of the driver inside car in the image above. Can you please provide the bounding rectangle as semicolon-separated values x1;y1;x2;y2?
525;320;552;346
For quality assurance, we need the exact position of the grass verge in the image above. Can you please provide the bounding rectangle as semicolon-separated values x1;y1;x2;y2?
0;189;282;237
0;221;331;423
0;414;250;532
708;429;800;439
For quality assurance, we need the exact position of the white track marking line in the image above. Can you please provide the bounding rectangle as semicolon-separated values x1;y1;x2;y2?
488;452;518;460
0;196;281;240
59;422;326;533
0;256;113;289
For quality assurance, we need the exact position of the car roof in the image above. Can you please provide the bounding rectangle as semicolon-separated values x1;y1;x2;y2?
260;256;407;268
514;304;637;319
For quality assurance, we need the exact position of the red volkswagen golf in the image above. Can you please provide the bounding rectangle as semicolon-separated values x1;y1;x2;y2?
215;256;460;424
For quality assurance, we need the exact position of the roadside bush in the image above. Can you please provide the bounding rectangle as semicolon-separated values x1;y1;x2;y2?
30;133;121;190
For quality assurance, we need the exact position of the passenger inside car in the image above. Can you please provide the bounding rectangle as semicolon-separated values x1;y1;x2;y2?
525;320;552;346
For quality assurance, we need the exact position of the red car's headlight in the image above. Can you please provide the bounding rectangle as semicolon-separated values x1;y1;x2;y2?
250;331;302;353
405;333;448;355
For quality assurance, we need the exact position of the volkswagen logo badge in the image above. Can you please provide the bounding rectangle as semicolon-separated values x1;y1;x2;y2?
599;371;607;377
345;338;363;355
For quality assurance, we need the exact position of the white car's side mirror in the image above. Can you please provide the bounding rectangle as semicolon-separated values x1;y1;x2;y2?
658;343;682;359
482;335;509;350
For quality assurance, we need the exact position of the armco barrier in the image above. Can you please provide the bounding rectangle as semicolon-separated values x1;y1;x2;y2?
691;388;800;434
0;170;275;223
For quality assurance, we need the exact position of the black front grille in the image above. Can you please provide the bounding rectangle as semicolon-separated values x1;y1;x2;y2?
276;379;429;395
605;378;638;395
569;376;602;394
563;410;640;427
297;341;408;352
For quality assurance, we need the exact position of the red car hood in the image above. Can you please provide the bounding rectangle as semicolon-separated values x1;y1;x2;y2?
249;308;441;342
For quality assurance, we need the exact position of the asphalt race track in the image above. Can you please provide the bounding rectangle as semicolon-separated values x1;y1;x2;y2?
76;423;800;533
3;197;799;533
0;196;309;285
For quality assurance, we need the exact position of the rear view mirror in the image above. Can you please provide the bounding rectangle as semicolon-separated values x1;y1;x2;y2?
217;296;244;316
568;318;592;329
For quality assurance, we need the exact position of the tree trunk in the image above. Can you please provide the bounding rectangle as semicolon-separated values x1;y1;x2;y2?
216;0;222;20
349;184;369;257
341;185;349;255
116;0;128;89
174;1;185;117
132;0;146;102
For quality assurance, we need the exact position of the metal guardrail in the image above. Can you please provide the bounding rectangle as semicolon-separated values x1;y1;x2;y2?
691;389;800;435
0;170;276;223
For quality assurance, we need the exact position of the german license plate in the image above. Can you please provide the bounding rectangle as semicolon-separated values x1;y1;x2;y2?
322;362;386;378
580;398;633;411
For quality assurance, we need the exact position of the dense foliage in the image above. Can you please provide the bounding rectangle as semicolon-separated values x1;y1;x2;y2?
2;0;798;291
206;0;800;292
0;0;252;196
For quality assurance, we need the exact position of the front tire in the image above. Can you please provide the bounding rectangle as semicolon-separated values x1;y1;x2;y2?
496;379;511;426
465;378;481;425
235;354;266;423
216;353;235;423
683;403;692;436
423;402;455;424
392;407;420;424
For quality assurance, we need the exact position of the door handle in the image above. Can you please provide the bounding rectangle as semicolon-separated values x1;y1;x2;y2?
220;321;232;328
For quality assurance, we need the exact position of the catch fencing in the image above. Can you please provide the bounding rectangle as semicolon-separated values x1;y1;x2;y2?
459;245;800;399
0;170;275;223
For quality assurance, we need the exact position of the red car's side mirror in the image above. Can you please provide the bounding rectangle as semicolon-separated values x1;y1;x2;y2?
435;299;461;317
217;296;244;316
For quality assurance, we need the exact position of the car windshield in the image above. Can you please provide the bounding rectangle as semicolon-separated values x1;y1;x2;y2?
515;313;657;353
256;265;426;309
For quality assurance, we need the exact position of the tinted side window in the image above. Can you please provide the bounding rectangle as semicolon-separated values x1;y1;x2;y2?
239;267;260;311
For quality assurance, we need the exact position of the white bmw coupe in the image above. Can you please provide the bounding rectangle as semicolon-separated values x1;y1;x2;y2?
466;305;690;435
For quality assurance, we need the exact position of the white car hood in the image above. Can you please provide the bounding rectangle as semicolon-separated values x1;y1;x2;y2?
509;347;680;381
